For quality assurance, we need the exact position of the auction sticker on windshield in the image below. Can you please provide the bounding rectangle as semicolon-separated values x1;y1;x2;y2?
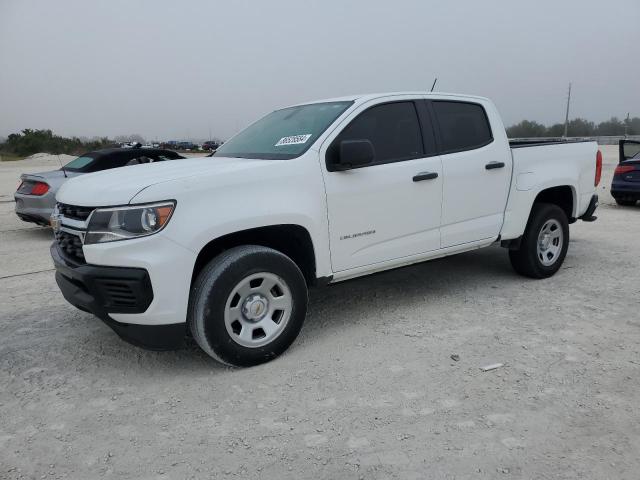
275;134;312;146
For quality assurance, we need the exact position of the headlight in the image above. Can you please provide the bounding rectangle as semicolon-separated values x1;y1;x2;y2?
84;201;175;245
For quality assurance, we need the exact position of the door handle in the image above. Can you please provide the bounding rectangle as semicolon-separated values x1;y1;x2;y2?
413;172;439;182
485;161;505;170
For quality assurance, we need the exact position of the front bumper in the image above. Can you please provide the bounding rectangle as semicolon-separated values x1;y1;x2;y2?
51;243;186;350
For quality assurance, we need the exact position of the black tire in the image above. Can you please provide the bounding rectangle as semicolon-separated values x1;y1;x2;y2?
188;245;308;367
509;203;569;279
615;198;637;207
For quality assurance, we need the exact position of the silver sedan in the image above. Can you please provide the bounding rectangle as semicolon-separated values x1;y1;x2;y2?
15;148;184;226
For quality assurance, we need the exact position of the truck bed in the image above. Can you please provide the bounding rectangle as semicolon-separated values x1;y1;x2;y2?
499;139;598;240
509;138;593;149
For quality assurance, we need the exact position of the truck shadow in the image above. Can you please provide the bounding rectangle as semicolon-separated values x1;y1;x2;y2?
73;245;517;373
301;244;516;342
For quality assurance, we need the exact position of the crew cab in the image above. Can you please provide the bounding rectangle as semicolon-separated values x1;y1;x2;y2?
50;92;601;366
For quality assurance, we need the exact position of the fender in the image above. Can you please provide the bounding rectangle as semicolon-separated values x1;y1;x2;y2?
501;140;597;240
131;151;334;279
501;181;577;240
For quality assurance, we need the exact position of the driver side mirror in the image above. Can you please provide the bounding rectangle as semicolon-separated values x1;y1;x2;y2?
334;139;375;170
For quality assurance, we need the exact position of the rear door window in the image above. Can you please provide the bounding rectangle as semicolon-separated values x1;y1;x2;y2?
433;101;493;153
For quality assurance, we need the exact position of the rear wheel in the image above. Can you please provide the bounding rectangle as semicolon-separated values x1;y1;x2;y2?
615;198;637;206
509;203;569;279
188;245;308;367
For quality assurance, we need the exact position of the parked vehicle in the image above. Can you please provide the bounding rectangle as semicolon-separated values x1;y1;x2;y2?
50;92;600;366
611;139;640;206
202;140;221;151
15;147;184;225
177;141;197;150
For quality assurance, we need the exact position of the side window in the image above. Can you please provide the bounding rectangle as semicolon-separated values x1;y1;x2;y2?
124;156;152;166
329;101;425;166
90;156;127;172
433;101;493;153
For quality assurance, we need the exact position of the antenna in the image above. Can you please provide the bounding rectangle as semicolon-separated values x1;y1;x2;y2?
563;82;572;138
430;78;438;92
56;153;67;177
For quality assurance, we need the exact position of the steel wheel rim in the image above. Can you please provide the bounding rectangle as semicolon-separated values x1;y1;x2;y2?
537;219;563;266
223;272;292;348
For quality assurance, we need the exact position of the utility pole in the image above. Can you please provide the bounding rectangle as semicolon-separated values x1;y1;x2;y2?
563;82;572;138
624;112;630;138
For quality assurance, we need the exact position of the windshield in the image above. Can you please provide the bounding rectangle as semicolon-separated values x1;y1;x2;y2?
214;101;353;160
64;155;96;172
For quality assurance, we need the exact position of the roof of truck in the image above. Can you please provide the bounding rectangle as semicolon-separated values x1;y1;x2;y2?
286;91;490;109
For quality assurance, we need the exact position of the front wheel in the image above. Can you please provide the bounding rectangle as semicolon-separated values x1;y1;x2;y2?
509;203;569;279
188;245;308;367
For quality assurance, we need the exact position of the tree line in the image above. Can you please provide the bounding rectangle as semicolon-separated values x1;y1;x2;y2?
3;119;639;158
0;129;148;157
506;116;640;138
1;129;113;157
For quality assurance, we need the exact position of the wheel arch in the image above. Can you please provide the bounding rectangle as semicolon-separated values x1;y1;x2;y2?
501;183;577;244
532;184;576;220
191;224;318;287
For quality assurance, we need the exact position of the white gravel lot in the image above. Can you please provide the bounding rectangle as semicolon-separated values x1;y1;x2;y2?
1;146;639;479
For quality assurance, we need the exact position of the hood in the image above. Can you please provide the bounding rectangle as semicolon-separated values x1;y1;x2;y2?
56;156;275;206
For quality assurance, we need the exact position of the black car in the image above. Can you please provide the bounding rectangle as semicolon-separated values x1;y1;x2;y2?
611;140;640;206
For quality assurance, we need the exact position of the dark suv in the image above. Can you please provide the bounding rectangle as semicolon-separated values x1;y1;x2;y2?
202;141;220;151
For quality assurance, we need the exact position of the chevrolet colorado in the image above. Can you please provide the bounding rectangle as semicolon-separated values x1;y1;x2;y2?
50;92;601;366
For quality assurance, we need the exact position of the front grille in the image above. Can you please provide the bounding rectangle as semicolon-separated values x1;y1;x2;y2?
57;203;94;221
55;230;85;262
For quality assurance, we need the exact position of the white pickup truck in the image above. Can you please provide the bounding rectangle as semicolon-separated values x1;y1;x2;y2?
50;92;601;366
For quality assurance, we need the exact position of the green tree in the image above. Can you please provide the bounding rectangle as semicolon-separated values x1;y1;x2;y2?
628;117;640;135
546;123;565;137
566;118;595;137
506;116;640;138
0;129;114;157
506;120;547;137
595;117;625;136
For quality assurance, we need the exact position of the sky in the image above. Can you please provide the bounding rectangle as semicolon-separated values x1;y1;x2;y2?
1;0;639;141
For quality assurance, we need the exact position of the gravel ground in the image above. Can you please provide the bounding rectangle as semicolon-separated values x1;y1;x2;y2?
1;146;639;479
